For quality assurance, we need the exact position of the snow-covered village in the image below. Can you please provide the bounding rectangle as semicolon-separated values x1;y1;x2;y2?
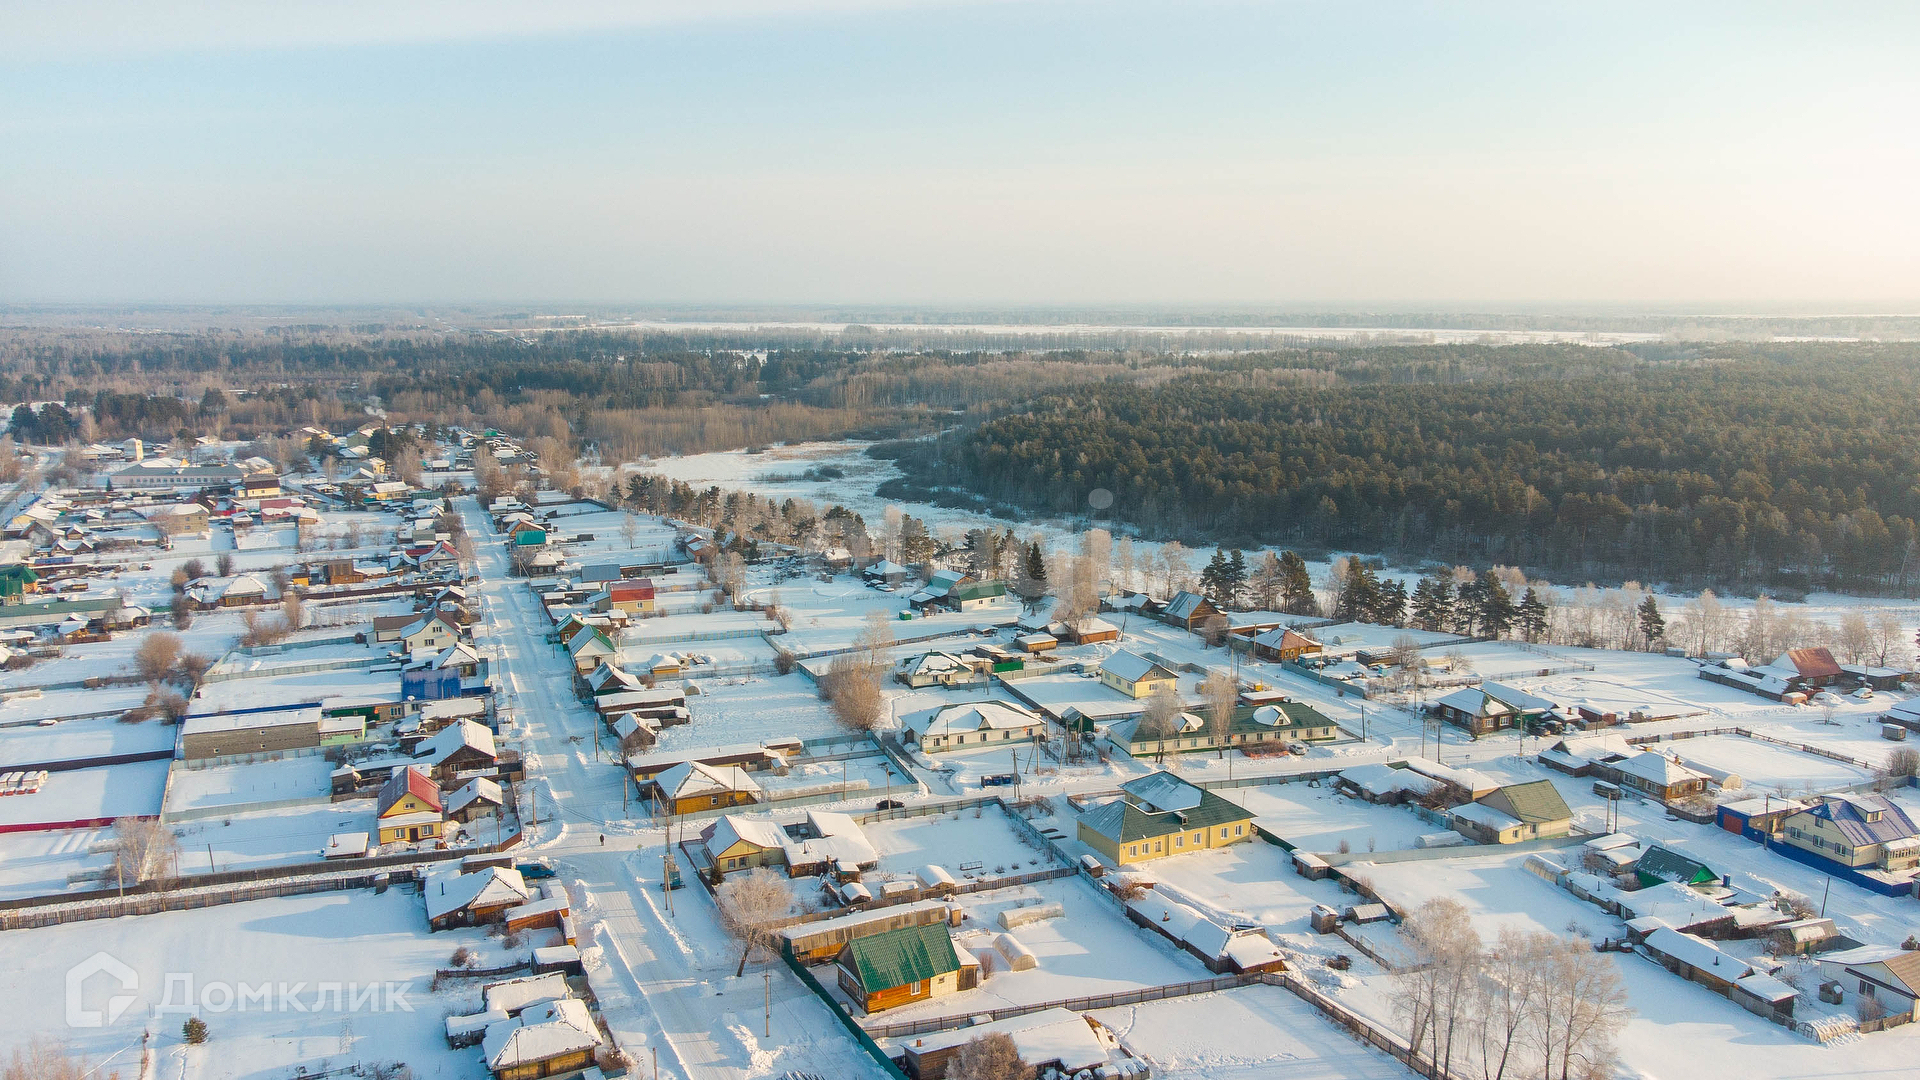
10;5;1920;1079
0;417;1918;1080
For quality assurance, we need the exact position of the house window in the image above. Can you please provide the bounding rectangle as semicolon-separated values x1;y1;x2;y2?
710;796;721;806
1175;835;1184;848
909;981;924;995
1220;827;1229;838
1234;825;1244;836
1128;846;1138;857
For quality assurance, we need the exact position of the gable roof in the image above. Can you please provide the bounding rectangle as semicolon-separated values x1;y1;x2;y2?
425;865;529;921
903;700;1042;739
482;997;601;1070
1482;779;1572;825
1100;650;1177;684
653;760;760;800
1777;647;1844;681
418;719;496;765
447;777;504;816
1796;793;1920;846
1613;751;1708;787
1636;844;1716;885
841;923;963;991
377;765;442;817
1083;772;1253;843
1162;591;1213;621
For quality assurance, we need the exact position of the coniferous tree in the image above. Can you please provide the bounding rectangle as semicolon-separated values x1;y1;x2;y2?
1636;595;1666;650
1411;570;1454;632
1475;570;1516;639
1516;587;1549;643
1278;551;1318;616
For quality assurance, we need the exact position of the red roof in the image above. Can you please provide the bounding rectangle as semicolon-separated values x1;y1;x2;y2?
1785;647;1843;680
608;579;655;600
378;766;443;816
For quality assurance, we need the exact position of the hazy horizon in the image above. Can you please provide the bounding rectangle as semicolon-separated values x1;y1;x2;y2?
5;1;1917;308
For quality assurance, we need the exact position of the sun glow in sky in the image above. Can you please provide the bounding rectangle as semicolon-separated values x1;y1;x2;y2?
3;1;1917;307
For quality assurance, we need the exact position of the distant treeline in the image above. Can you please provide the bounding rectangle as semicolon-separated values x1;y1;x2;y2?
911;344;1920;594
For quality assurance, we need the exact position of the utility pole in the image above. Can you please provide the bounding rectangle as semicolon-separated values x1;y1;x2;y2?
764;968;772;1038
207;844;215;874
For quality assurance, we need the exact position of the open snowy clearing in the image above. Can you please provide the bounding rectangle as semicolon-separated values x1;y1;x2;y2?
1226;783;1441;855
0;887;514;1079
0;713;175;763
1093;983;1411;1080
0;757;167;828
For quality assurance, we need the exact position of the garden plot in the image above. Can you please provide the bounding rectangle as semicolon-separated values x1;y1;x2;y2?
0;887;515;1078
0;683;153;726
664;673;848;745
869;876;1205;1024
754;577;1017;657
0;616;245;689
861;802;1058;881
0;713;176;763
1126;830;1351;933
172;801;384;871
0;757;167;828
1093;983;1411;1080
1664;733;1873;793
0;826;113;898
758;754;910;803
1332;849;1920;1080
619;608;768;646
163;756;335;815
1225;783;1439;855
932;741;1143;794
191;668;403;713
1314;622;1462;654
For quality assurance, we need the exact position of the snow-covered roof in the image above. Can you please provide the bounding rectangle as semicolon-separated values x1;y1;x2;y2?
1338;763;1441;799
417;719;496;765
483;997;601;1070
1099;650;1176;684
903;1008;1106;1073
1613;751;1709;787
902;700;1043;739
483;972;571;1016
705;814;787;854
1642;927;1749;977
653;760;760;800
447;777;503;816
425;866;530;922
1121;771;1206;813
1451;801;1521;832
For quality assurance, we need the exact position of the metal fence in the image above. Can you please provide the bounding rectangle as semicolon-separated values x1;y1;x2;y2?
861;974;1255;1038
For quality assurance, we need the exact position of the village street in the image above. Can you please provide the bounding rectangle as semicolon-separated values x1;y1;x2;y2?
457;496;873;1080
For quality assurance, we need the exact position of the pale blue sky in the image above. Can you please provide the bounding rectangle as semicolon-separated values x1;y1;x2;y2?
3;1;1917;307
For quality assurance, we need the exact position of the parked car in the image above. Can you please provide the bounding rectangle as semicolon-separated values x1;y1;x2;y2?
515;861;556;880
875;798;905;810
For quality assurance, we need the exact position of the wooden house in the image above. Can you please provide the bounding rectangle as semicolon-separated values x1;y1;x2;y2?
1096;651;1179;699
1160;591;1219;632
1450;780;1573;844
902;700;1047;752
779;900;959;965
481;997;602;1080
426;865;531;929
1249;627;1322;663
376;765;444;845
648;760;761;815
835;922;979;1014
1076;772;1255;866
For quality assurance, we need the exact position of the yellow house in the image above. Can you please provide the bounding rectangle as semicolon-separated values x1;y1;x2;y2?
376;766;445;845
1098;651;1179;699
1077;771;1254;866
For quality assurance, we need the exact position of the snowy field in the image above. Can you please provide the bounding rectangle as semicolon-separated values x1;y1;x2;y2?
861;803;1059;882
1225;783;1440;855
868;876;1204;1023
1092;983;1411;1080
0;826;112;897
0;616;244;693
0;683;153;726
669;673;849;745
191;667;405;713
0;757;167;828
1334;850;1920;1079
171;800;383;872
0;713;176;763
1123;832;1353;933
0;887;512;1079
163;756;335;814
1666;733;1873;793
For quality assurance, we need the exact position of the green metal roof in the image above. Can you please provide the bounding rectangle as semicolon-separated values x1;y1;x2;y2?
841;923;962;991
1486;780;1571;825
1082;775;1255;844
1636;844;1716;887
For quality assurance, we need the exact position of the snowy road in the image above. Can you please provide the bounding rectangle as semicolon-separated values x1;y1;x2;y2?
457;496;885;1080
